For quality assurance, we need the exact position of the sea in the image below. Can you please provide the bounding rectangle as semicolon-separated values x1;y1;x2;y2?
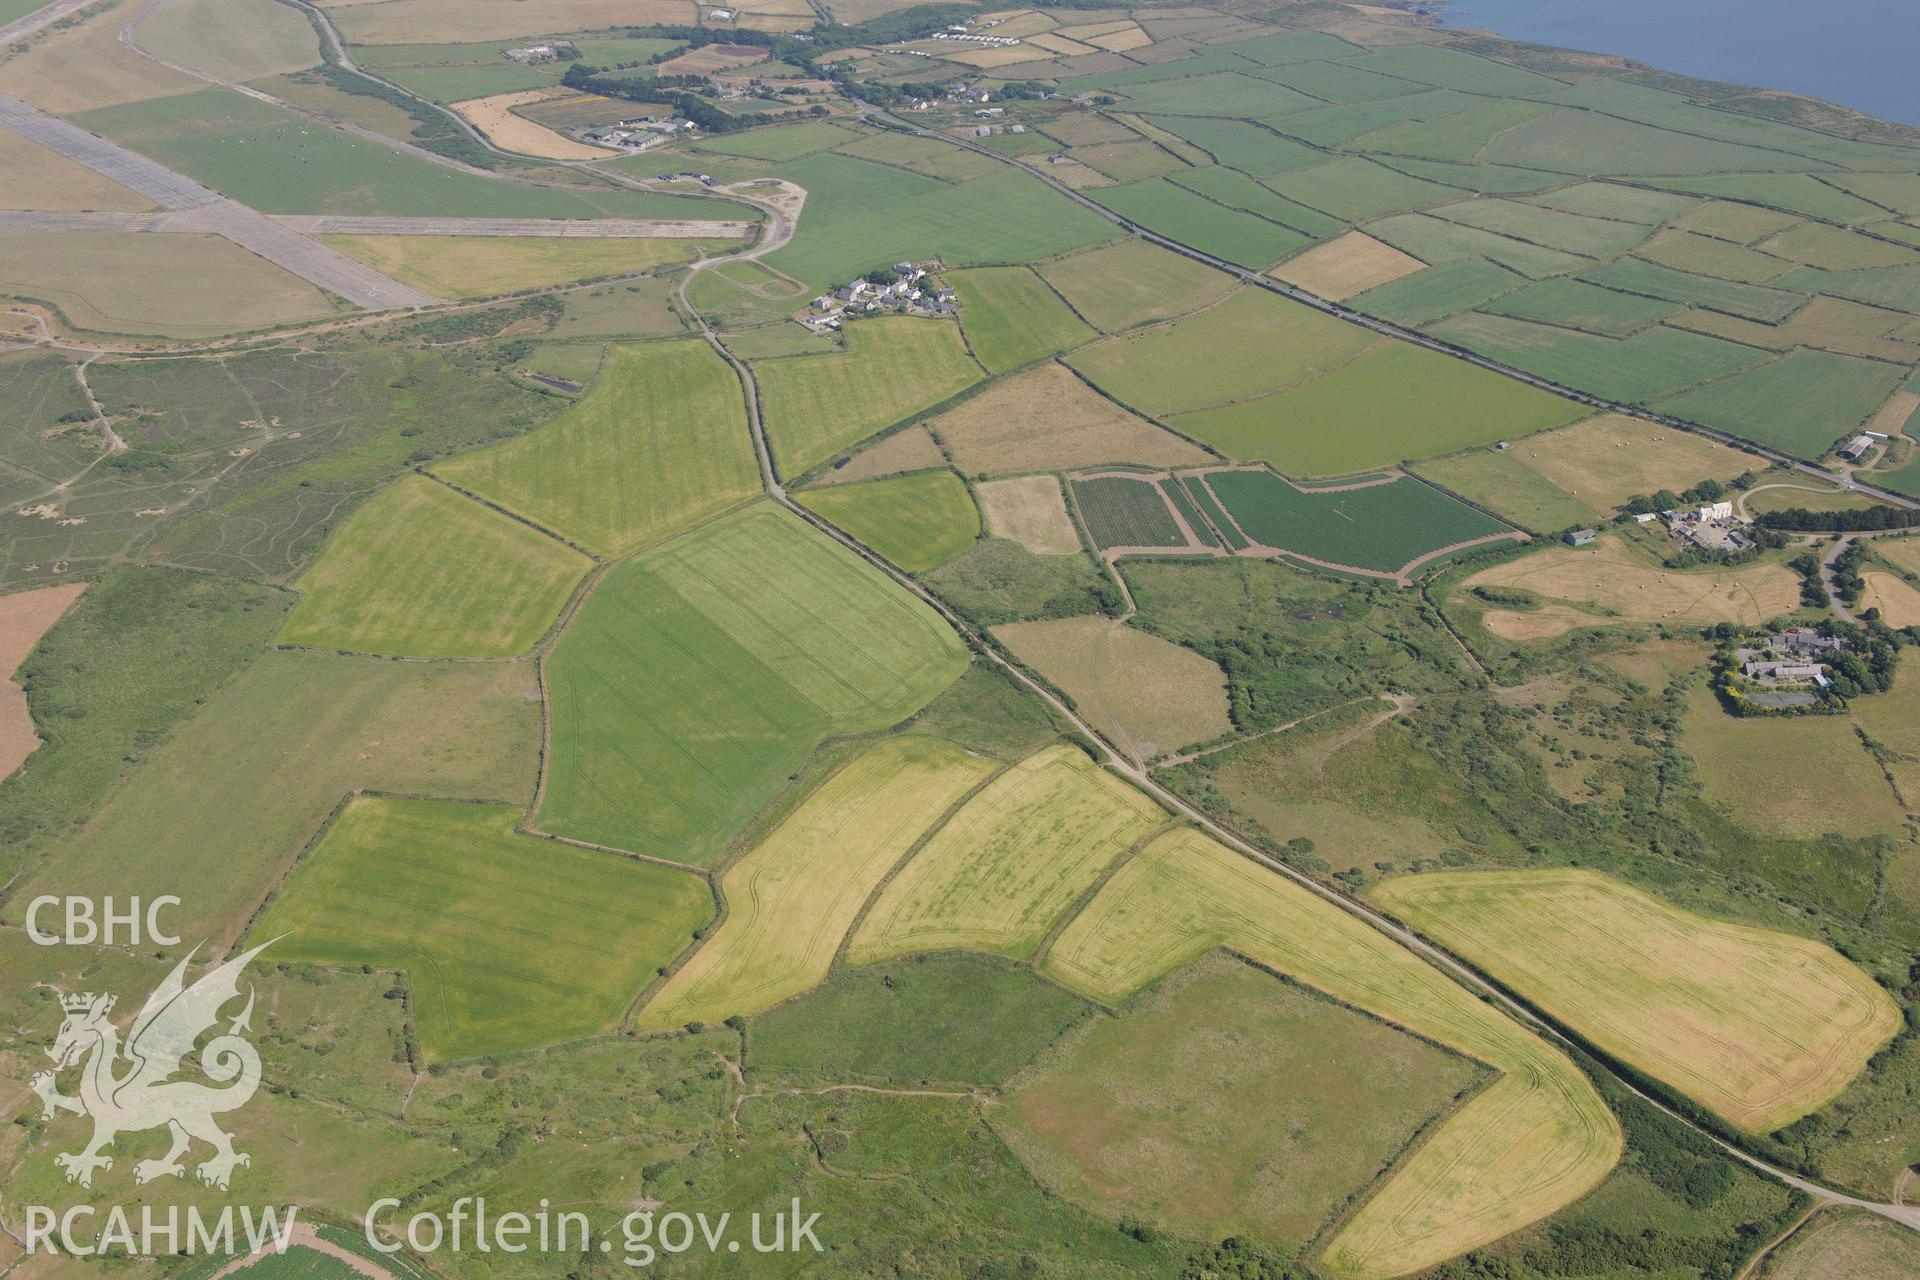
1436;0;1920;129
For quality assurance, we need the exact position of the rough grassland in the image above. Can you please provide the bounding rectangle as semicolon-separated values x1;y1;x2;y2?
1414;414;1764;529
1173;343;1583;475
1371;869;1900;1133
816;425;946;486
1425;312;1767;406
1761;1210;1920;1280
1460;535;1801;631
949;266;1095;374
318;236;720;299
326;0;697;45
1271;230;1427;301
928;363;1210;476
999;954;1483;1251
279;475;588;658
435;340;757;557
134;0;319;83
16;652;540;943
258;798;713;1061
638;736;994;1030
538;503;968;864
755;319;982;476
1044;828;1621;1280
0;232;338;338
1070;288;1377;417
851;744;1165;964
1208;470;1510;575
975;475;1081;556
1681;685;1907;841
797;469;979;572
1037;238;1238;332
994;617;1230;759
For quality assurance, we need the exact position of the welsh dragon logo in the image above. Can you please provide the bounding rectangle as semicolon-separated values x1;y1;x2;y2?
30;941;272;1191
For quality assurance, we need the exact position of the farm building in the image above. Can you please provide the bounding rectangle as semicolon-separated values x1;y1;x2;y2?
1565;528;1597;546
1837;435;1876;461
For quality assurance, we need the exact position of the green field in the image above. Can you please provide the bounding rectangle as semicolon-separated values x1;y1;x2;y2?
1044;827;1620;1280
755;319;982;476
1426;312;1768;403
1656;349;1906;458
1144;115;1321;176
1204;470;1511;574
1578;257;1805;322
948;266;1095;373
1362;211;1593;279
1090;178;1310;269
850;744;1164;963
279;475;588;658
1262;156;1461;222
1369;870;1901;1133
761;153;1116;292
1349;258;1528;327
1170;342;1584;475
1428;197;1655;258
538;503;968;863
75;88;726;219
1069;288;1375;416
1037;237;1239;332
695;120;862;160
436;339;758;556
999;953;1484;1251
638;736;995;1029
1481;278;1683;338
257;797;713;1060
749;952;1089;1086
796;469;979;571
374;62;554;101
1071;475;1185;549
1172;165;1347;237
1350;97;1564;164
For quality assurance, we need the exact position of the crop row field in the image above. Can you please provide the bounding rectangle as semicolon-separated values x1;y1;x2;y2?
1070;475;1189;549
537;502;968;865
258;797;713;1061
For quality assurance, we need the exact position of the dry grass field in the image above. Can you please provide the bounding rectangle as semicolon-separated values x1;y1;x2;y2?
451;89;616;160
1370;869;1901;1133
326;0;698;44
1876;536;1920;577
0;0;202;112
817;425;947;485
1761;1211;1920;1280
1037;237;1238;331
849;744;1164;964
1271;231;1427;301
1860;571;1920;626
1682;685;1907;840
637;736;994;1030
321;235;717;298
995;617;1230;760
928;363;1211;475
1516;415;1760;511
0;131;154;213
976;475;1081;555
1459;533;1801;633
0;582;84;780
134;0;320;84
1044;827;1620;1280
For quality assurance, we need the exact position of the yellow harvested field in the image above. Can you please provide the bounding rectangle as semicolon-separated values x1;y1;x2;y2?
995;617;1230;760
657;44;770;75
328;0;697;44
1025;32;1096;55
1271;231;1427;301
452;89;617;160
976;475;1081;555
1876;536;1920;576
1481;604;1607;642
0;582;85;780
1087;25;1153;52
1510;414;1764;511
0;130;154;213
1460;533;1800;631
1370;869;1901;1133
636;737;994;1030
318;235;716;299
1861;571;1920;626
1044;828;1620;1280
815;426;947;486
1865;391;1919;438
937;42;1054;68
929;362;1211;475
1763;1210;1920;1280
849;744;1164;964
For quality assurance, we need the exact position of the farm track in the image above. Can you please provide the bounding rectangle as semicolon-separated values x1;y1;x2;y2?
660;104;1920;1245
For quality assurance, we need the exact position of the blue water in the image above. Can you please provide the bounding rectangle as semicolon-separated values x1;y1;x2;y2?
1439;0;1920;128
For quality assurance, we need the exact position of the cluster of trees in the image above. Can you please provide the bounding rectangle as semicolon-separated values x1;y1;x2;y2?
1787;550;1829;607
1618;473;1753;517
561;64;769;132
1757;504;1920;532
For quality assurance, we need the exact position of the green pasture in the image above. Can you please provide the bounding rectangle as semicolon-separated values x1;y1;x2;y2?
1482;278;1683;338
1524;181;1700;224
1170;166;1346;237
1115;71;1317;118
374;62;554;102
1426;312;1768;403
1349;259;1528;327
1428;197;1654;258
257;797;712;1061
1249;58;1417;104
75;88;727;219
1645;172;1894;224
696;120;863;161
1143;116;1321;177
1481;109;1823;177
279;474;588;657
755;318;982;476
1037;237;1238;332
1578;258;1806;322
435;339;758;556
1071;476;1184;549
1361;212;1592;278
1635;230;1794;284
1271;89;1475;149
1263;156;1461;222
1206;470;1510;573
1171;344;1583;476
948;265;1094;373
1657;349;1906;458
797;469;979;571
1091;178;1308;269
1334;42;1567;95
1774;264;1920;315
538;503;967;864
1350;98;1564;165
1384;158;1564;194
